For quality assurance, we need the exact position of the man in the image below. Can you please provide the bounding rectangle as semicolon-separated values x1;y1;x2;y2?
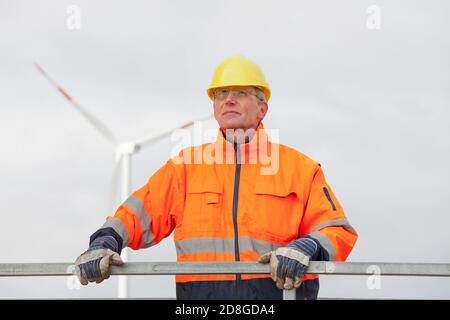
74;55;358;299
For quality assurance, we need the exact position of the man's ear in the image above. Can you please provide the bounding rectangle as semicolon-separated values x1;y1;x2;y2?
213;102;219;122
258;102;268;120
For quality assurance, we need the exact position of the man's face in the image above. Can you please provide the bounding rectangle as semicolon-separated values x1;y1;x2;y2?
213;86;268;131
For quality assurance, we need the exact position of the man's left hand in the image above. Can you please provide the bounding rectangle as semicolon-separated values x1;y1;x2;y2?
258;237;318;290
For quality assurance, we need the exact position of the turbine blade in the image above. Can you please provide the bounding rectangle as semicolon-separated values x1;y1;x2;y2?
34;62;118;146
133;114;214;148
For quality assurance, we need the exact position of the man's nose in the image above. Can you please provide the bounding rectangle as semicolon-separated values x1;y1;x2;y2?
223;91;236;103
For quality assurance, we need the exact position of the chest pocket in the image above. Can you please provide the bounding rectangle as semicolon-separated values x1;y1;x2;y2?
249;182;302;241
182;182;223;232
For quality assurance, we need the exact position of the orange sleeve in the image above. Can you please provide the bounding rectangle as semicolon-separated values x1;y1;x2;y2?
105;158;185;250
299;164;358;261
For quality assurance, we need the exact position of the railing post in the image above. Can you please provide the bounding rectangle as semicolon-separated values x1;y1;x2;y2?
283;288;296;300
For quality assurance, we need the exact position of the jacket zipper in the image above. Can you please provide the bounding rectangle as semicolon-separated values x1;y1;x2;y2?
232;142;242;297
323;186;337;211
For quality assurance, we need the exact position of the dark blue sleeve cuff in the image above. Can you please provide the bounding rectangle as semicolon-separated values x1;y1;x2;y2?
89;227;124;255
304;235;330;261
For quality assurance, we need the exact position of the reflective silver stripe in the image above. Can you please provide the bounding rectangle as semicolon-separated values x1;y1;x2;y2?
312;218;357;235
176;238;233;255
123;195;155;248
101;218;130;248
175;236;282;256
240;237;281;255
275;247;310;265
308;231;337;261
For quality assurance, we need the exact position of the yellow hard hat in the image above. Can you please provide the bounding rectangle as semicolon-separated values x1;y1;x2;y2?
207;55;271;102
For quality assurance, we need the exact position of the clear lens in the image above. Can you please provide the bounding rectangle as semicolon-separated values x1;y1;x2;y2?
214;89;256;100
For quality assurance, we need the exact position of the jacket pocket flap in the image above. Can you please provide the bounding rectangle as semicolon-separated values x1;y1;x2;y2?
187;182;223;195
255;183;297;197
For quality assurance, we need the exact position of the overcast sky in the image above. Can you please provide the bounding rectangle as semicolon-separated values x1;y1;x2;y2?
0;0;449;299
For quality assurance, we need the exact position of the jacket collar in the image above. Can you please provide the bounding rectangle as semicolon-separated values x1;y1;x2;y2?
214;122;270;163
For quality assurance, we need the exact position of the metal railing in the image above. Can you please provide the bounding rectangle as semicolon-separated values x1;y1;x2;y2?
1;262;449;299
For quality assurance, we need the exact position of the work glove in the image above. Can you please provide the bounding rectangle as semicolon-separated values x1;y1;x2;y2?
258;237;317;290
74;236;123;285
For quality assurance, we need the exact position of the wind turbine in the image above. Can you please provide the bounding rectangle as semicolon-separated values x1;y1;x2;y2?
34;62;213;298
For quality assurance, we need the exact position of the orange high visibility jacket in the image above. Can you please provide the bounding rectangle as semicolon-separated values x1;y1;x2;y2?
91;122;358;298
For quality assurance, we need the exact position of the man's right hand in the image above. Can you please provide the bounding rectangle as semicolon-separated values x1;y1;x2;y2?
74;236;124;285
